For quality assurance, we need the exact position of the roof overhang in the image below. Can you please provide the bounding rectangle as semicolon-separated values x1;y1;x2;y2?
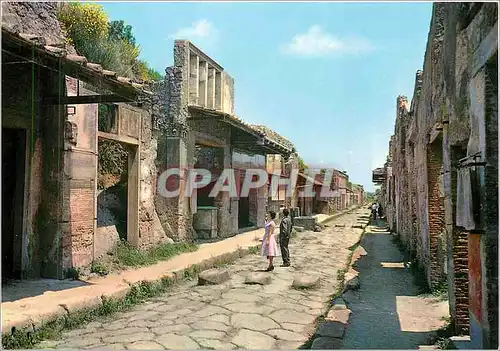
188;105;292;156
2;27;151;103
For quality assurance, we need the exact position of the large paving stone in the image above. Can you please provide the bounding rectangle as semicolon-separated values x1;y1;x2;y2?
325;308;351;324
245;272;272;285
58;338;102;348
102;332;155;344
317;321;346;338
225;302;272;314
126;341;165;350
311;336;343;349
155;334;199;349
231;313;280;331
203;313;230;325
266;329;306;342
189;330;227;340
269;309;317;325
196;339;236;349
231;329;276;349
198;268;230;285
86;343;124;350
190;321;232;333
128;311;160;321
292;274;320;289
221;290;262;302
151;324;192;335
191;305;229;318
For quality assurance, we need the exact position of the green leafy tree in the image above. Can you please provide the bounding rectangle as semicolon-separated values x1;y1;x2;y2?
108;20;136;46
297;156;308;171
58;3;162;81
58;3;109;48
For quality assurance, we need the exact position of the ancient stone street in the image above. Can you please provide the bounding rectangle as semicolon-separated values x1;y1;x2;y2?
37;210;368;350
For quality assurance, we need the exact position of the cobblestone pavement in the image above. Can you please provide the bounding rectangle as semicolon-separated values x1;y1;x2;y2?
37;210;368;350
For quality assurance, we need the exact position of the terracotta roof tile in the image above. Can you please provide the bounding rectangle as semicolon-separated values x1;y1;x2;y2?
3;27;152;96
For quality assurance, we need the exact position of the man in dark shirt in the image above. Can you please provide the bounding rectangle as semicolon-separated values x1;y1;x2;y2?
279;208;293;267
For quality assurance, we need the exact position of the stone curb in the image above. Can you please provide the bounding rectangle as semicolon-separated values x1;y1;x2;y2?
308;213;369;349
312;222;369;349
317;206;364;225
1;241;261;336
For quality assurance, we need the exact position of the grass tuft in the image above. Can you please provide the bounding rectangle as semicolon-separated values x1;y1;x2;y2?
89;240;199;277
2;245;256;350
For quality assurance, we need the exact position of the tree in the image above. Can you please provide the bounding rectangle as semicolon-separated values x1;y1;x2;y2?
108;20;136;46
58;4;161;81
297;155;308;171
58;3;109;48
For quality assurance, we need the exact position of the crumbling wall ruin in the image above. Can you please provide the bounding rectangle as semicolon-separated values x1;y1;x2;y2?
381;3;498;346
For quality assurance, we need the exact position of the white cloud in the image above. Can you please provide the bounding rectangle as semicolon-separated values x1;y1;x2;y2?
170;19;217;43
282;25;374;57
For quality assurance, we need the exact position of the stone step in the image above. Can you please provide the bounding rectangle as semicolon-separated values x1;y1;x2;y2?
450;336;472;349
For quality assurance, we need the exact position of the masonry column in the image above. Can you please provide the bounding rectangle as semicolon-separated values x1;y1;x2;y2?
216;140;232;237
154;40;193;242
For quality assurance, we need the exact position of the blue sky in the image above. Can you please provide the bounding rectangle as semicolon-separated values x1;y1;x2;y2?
101;1;433;192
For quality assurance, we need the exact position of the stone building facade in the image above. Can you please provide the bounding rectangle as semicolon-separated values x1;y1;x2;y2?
1;3;156;279
153;40;293;242
374;3;497;348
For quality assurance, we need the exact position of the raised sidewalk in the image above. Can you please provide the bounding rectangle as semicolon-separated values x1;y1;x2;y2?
1;228;264;334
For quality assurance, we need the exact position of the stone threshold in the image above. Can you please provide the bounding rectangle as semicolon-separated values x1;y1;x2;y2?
1;227;266;335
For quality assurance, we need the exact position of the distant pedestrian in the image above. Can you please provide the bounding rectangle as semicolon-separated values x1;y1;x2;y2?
371;202;378;220
279;209;293;267
261;211;280;271
378;203;384;219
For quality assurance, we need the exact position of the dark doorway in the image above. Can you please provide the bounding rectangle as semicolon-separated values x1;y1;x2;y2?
2;128;26;281
239;196;250;229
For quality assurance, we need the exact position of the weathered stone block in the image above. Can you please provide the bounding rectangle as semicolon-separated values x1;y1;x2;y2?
245;272;271;285
293;216;317;231
325;308;351;324
292;274;320;289
198;268;230;285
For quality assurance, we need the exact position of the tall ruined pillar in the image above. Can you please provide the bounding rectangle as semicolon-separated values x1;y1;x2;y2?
154;41;193;242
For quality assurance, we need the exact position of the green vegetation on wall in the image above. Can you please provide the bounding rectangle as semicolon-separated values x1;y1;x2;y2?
57;3;162;82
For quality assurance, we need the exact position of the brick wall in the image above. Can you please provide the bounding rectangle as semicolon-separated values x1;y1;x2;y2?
483;53;498;349
427;140;446;288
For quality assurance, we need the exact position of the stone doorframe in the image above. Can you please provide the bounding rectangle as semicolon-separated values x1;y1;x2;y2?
96;103;142;248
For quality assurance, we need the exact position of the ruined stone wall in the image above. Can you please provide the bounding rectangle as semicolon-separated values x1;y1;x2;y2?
137;92;172;249
1;2;77;55
384;2;498;344
154;41;193;242
2;49;68;278
61;79;98;271
482;51;498;349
